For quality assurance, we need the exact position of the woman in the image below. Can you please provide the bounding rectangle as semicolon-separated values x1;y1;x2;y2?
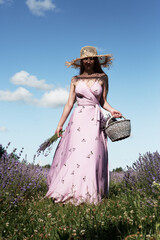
45;46;122;204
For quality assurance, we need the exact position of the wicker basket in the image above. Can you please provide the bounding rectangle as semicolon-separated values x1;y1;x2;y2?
105;116;131;142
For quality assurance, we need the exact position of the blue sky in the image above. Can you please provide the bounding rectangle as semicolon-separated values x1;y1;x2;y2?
0;0;159;170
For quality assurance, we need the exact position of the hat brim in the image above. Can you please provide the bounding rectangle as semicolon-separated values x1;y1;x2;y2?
65;54;113;68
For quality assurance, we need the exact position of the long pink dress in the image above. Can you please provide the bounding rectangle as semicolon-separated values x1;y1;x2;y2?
45;75;109;204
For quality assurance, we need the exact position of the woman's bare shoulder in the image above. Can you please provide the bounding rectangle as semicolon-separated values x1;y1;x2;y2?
100;72;108;80
98;73;108;85
71;75;78;83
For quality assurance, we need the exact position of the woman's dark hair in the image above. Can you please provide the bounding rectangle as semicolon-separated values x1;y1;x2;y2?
80;57;104;75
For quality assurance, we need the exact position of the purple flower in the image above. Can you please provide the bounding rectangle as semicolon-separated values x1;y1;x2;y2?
37;130;64;157
124;151;160;195
0;144;48;207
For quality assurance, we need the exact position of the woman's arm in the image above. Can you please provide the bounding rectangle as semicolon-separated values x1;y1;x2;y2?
55;79;76;136
100;75;122;118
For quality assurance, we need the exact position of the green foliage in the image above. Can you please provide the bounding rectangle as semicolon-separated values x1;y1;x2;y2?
0;144;6;158
1;179;160;239
1;151;160;240
42;164;51;169
109;180;125;197
112;167;124;172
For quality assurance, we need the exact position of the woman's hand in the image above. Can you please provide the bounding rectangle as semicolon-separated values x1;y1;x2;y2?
55;126;63;137
110;108;122;118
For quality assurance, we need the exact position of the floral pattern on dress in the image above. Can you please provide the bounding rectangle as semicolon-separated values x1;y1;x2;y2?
46;74;109;205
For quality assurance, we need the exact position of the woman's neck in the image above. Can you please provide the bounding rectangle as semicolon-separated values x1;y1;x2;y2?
82;70;95;75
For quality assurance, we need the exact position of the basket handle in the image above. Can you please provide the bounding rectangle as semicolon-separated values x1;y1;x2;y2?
107;115;126;126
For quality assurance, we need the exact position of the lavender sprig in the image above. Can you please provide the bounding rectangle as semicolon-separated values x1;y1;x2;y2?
37;130;64;157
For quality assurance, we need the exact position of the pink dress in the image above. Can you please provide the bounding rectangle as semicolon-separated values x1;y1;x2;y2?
45;75;109;204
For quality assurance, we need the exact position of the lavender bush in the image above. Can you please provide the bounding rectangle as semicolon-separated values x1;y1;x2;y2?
0;144;48;207
123;151;160;195
110;171;125;183
109;171;125;197
0;145;160;239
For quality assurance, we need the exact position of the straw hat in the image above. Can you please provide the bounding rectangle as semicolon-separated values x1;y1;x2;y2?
65;46;113;68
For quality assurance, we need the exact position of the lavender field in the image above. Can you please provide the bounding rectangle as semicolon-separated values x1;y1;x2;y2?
0;144;160;240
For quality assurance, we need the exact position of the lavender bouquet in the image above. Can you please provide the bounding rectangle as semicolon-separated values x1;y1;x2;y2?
37;130;64;157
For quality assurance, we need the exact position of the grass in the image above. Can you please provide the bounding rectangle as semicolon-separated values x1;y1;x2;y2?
1;185;160;240
0;146;160;240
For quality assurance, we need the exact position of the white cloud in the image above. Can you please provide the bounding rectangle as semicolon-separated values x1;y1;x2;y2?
26;0;56;16
0;87;69;108
35;88;69;108
0;126;7;132
0;0;5;4
10;71;53;91
0;87;33;102
0;71;69;108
